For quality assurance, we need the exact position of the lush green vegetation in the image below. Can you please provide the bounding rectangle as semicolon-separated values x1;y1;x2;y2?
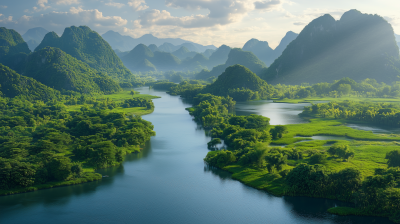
20;47;121;94
0;64;61;101
201;65;273;101
0;93;156;195
35;26;133;80
181;90;400;222
262;10;400;85
301;100;400;127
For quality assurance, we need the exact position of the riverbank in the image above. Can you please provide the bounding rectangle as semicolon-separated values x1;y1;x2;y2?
273;96;400;104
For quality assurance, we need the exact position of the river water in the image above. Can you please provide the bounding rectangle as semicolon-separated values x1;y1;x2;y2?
0;87;394;224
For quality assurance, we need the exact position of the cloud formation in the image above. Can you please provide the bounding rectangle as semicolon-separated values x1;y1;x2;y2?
105;2;125;8
128;0;149;11
0;7;127;34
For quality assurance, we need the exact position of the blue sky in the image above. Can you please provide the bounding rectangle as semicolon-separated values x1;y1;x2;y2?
0;0;399;48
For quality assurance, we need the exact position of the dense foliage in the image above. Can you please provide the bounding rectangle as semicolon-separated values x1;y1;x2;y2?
20;47;121;94
0;63;61;101
201;65;273;101
0;96;155;192
301;100;400;127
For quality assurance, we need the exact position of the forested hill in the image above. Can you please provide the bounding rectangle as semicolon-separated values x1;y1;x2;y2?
195;48;267;81
35;26;133;80
242;31;298;66
201;65;273;101
0;27;31;65
19;47;121;94
0;63;60;101
262;10;400;85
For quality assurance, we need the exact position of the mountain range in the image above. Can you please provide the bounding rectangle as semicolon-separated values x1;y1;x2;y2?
102;30;217;53
262;9;400;84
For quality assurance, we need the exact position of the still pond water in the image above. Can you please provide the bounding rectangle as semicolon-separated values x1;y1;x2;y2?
0;87;394;224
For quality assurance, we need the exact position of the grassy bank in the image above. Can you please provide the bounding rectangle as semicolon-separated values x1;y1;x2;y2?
273;96;400;104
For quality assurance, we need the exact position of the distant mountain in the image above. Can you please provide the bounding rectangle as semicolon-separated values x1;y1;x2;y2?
201;64;272;101
21;47;121;94
148;44;159;52
22;27;48;51
208;45;232;67
172;46;197;60
36;26;133;80
242;31;298;66
396;34;400;48
0;63;60;101
102;30;217;52
203;49;216;58
195;48;267;80
121;44;180;72
262;10;400;85
242;39;274;65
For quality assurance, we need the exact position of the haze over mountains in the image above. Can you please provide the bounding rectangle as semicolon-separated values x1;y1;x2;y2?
262;9;400;84
22;27;49;51
102;30;217;53
242;31;298;66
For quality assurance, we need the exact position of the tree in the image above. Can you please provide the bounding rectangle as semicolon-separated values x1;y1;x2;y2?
207;138;222;149
386;150;400;168
130;90;135;96
270;125;288;139
338;84;351;96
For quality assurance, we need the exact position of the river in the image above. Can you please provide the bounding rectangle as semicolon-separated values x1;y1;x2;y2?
0;87;394;224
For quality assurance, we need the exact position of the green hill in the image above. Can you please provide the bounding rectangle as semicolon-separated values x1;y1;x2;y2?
201;65;272;101
0;63;60;101
262;10;400;84
172;46;197;59
0;27;31;67
242;39;274;65
35;26;133;80
22;47;121;94
195;48;267;80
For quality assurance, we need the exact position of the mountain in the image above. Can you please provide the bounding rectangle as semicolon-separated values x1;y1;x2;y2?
102;31;216;52
208;45;232;67
21;47;121;94
35;26;133;80
22;27;48;51
396;34;400;48
273;31;299;57
121;44;180;72
0;27;31;64
262;10;400;85
148;44;159;52
181;53;209;70
242;39;274;65
203;49;216;58
242;31;298;66
195;48;267;80
172;46;197;60
158;42;176;52
0;63;60;101
201;65;271;101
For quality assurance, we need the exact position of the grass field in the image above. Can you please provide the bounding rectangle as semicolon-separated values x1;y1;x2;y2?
66;89;160;116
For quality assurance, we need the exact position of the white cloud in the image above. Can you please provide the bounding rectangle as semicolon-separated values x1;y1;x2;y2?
384;15;400;26
54;0;80;5
105;2;125;8
254;0;282;10
0;5;7;9
128;0;149;11
0;7;127;34
293;22;306;26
